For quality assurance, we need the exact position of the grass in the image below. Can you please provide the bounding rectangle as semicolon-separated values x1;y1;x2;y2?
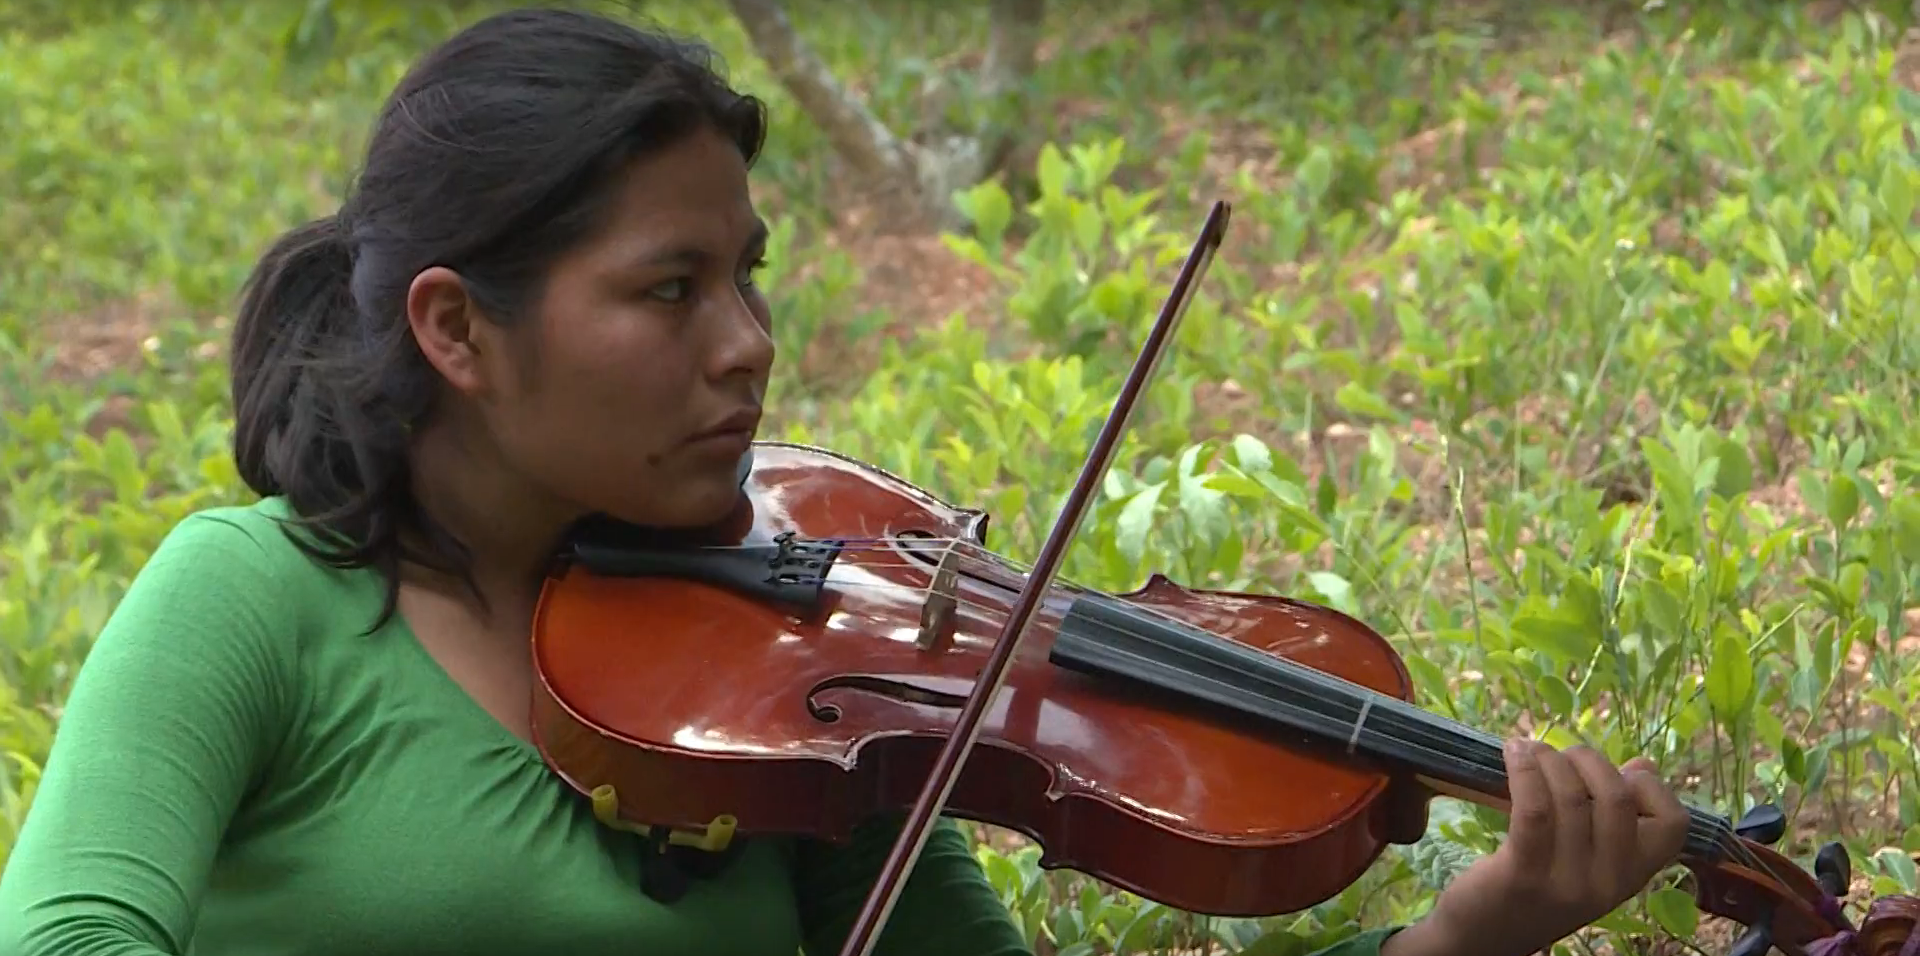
4;1;1920;953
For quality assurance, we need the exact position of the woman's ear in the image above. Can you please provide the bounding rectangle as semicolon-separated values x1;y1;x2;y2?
406;266;494;399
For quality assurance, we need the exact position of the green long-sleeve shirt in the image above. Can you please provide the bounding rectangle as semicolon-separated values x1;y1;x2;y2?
0;498;1399;956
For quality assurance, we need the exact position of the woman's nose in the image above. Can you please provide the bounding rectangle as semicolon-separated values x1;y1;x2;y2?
707;285;775;380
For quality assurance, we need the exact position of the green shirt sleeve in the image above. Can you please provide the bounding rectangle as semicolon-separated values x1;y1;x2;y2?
791;816;1031;956
0;514;296;956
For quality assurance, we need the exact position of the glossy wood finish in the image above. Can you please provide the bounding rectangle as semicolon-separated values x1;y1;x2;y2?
1691;845;1854;946
1853;895;1918;956
530;442;1866;939
531;442;1427;917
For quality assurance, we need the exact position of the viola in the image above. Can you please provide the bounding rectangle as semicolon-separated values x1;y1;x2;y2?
526;202;1908;956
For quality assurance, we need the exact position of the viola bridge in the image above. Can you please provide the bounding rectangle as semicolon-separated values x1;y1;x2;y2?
915;543;961;651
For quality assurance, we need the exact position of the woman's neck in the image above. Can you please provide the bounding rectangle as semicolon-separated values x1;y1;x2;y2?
405;419;581;621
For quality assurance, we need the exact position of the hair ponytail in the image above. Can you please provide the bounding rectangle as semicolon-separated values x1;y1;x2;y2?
230;214;355;499
227;210;434;616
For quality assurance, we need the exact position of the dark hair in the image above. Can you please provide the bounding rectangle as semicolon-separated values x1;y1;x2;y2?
228;7;767;625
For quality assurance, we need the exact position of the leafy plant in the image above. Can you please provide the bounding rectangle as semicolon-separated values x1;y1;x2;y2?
5;2;1919;954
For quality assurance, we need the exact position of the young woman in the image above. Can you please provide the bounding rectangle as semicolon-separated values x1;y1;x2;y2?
0;8;1694;956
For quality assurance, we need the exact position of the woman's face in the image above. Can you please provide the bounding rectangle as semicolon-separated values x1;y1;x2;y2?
410;123;775;533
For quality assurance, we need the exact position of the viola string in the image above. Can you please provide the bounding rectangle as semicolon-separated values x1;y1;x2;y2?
826;568;1808;891
719;542;1683;779
806;549;1532;766
817;546;1824;893
811;549;1680;768
623;536;1821;902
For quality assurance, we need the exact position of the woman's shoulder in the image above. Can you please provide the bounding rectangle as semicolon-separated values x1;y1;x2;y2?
166;494;298;550
160;496;336;580
134;496;376;635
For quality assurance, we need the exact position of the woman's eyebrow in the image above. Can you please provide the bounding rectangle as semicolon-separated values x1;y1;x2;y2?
630;218;770;268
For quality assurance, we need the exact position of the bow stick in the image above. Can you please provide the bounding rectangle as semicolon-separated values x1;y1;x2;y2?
832;200;1233;956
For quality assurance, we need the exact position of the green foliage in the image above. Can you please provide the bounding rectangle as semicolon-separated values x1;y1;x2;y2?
6;1;1920;953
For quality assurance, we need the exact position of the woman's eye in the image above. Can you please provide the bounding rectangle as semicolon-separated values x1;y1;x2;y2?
646;260;768;303
647;278;692;302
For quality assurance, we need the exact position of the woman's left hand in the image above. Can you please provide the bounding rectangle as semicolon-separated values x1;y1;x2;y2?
1383;738;1693;956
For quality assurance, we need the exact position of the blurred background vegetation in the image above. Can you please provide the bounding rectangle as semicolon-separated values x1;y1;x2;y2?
4;1;1920;953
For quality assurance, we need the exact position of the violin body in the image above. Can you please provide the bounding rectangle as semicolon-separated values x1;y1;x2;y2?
530;442;1433;917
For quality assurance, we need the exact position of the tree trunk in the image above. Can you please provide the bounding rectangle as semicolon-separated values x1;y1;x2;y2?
726;0;1044;231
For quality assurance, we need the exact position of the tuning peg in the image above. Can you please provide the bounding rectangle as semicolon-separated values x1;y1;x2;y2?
1729;921;1773;956
1815;840;1851;898
1736;804;1788;846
